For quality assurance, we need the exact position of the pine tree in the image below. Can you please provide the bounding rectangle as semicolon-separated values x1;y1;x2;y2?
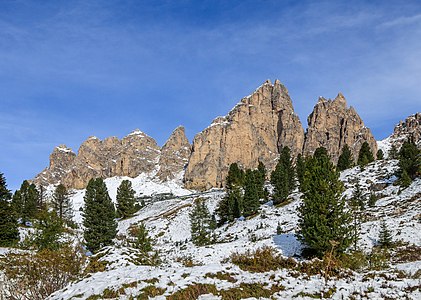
256;161;267;200
296;153;306;187
349;183;364;251
130;222;152;252
397;139;420;187
190;198;214;246
357;142;374;167
271;146;295;204
226;163;245;189
298;147;352;257
243;169;260;217
388;144;398;159
51;184;73;223
33;210;65;251
0;173;19;247
116;180;137;219
376;149;384;160
337;144;354;171
368;193;377;207
83;178;117;253
378;220;392;248
12;180;40;222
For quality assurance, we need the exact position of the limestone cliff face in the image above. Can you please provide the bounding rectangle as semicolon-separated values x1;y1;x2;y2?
157;126;191;181
303;94;377;163
184;80;305;190
33;145;76;187
390;113;421;147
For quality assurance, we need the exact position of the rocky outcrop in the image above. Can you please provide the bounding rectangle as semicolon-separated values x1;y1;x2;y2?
33;145;76;187
34;130;161;189
157;126;191;181
391;113;421;147
303;93;377;163
184;80;305;190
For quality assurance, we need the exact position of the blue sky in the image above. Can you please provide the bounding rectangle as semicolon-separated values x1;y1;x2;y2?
1;0;420;190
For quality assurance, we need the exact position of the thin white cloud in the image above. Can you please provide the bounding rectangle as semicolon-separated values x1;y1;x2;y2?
379;13;421;28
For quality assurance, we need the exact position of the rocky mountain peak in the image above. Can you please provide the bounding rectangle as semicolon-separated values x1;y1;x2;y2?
157;126;192;181
184;79;305;190
304;93;377;163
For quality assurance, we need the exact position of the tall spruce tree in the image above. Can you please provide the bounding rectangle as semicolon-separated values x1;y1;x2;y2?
51;184;73;223
357;142;374;167
378;220;392;248
217;163;244;224
337;144;354;171
116;180;137;219
349;183;364;251
388;144;398;159
243;169;260;217
12;180;40;222
376;149;384;160
0;173;19;247
397;139;420;187
296;153;306;187
190;198;214;246
256;161;267;200
33;210;65;251
83;178;117;253
298;147;352;257
271;146;295;204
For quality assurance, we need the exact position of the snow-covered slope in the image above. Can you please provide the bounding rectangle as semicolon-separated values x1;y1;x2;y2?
40;159;421;300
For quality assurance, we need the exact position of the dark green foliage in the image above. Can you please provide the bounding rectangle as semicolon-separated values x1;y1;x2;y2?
116;180;137;219
376;149;384;160
190;198;214;246
12;180;40;221
33;210;65;251
397;139;420;187
0;173;19;247
298;147;352;257
83;178;117;253
217;186;243;224
349;183;364;251
130;222;152;252
226;163;245;189
51;184;73;223
296;154;306;186
256;161;267;200
276;222;283;235
270;146;295;204
357;142;374;167
337;144;354;171
242;170;260;217
388;144;398;159
378;221;392;248
368;193;377;207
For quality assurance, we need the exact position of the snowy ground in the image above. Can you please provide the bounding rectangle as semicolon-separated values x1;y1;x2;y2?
39;159;421;300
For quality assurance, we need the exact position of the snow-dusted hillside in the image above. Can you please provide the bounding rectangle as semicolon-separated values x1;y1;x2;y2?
39;159;421;300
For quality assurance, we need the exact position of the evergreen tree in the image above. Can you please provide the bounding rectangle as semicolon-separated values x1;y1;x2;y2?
349;183;364;251
298;147;352;257
271;146;295;204
357;142;374;167
0;173;19;247
378;220;392;248
37;185;47;213
130;222;152;252
243;169;260;217
296;153;306;187
337;144;354;171
116;180;137;219
190;198;214;246
51;184;73;223
83;178;117;253
12;180;40;222
256;161;267;200
397;139;420;187
33;210;65;251
226;163;245;189
388;144;398;159
368;193;377;207
376;149;384;160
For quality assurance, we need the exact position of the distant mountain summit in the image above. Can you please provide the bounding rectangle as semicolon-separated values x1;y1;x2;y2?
33;80;418;190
